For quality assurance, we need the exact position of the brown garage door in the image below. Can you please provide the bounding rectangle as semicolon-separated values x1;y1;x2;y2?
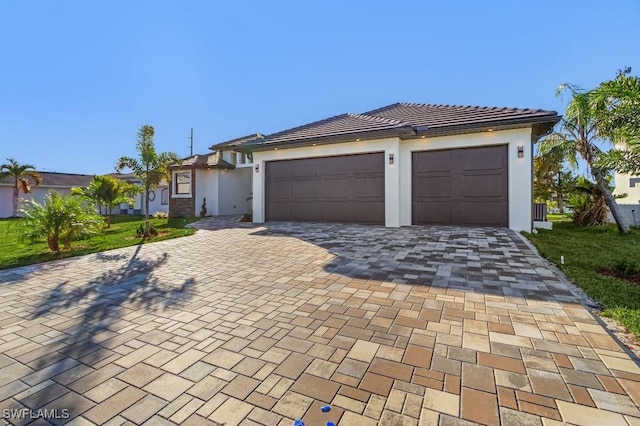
266;153;385;224
412;145;508;226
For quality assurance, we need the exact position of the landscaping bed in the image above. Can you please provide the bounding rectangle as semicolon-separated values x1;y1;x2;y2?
0;215;199;270
525;221;640;338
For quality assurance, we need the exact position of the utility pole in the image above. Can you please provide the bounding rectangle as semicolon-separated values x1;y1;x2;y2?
189;127;193;156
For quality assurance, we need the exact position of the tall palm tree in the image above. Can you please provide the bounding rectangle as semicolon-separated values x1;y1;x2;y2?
116;125;180;237
0;158;43;218
540;84;630;233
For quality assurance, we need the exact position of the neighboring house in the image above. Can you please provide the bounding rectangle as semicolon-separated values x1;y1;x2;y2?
613;171;640;226
108;172;170;216
168;134;256;218
170;103;560;232
0;172;94;218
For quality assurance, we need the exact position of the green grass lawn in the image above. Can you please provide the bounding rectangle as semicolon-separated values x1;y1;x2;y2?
547;213;573;223
525;222;640;337
0;215;200;270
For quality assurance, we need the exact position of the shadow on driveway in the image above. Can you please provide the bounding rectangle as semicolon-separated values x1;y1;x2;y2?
19;245;196;420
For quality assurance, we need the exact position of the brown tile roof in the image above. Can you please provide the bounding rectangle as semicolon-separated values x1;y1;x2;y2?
365;103;560;132
240;102;560;150
170;153;235;170
209;133;264;150
0;171;94;188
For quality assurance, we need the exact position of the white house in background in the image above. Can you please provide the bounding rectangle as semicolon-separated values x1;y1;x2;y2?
613;171;640;227
108;172;169;216
168;103;560;232
0;172;94;218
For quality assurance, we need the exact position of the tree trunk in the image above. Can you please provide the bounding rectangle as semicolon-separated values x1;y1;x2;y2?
12;180;18;218
145;185;151;237
106;206;111;228
557;173;564;214
594;169;630;233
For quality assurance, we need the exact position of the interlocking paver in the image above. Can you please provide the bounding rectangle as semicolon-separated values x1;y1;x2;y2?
2;219;640;425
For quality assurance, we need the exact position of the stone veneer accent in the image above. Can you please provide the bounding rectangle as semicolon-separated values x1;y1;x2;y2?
169;168;195;217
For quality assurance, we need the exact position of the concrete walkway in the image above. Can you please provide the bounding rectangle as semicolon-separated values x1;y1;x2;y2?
0;218;639;425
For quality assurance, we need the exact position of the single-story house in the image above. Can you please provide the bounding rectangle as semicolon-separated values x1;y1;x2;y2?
613;171;640;227
0;172;94;218
169;103;560;232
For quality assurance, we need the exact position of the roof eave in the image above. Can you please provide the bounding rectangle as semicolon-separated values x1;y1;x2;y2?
408;115;561;139
243;126;415;152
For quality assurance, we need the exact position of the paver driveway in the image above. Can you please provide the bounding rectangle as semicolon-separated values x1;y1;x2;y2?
1;218;640;426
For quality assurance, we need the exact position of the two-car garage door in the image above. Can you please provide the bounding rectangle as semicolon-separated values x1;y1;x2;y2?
264;145;508;226
266;153;385;224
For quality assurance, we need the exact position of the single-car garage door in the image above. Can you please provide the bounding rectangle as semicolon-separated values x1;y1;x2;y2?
266;152;385;223
412;145;508;226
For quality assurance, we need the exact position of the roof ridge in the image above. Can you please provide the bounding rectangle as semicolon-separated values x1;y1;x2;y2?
262;113;352;140
360;102;403;116
397;102;549;113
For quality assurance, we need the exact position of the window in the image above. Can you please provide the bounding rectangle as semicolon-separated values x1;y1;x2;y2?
173;171;191;196
630;178;640;188
230;152;237;165
147;190;156;202
161;188;169;205
239;153;247;164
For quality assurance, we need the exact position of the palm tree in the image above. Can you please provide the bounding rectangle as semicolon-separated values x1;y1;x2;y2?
590;68;640;175
539;84;630;233
0;158;43;218
71;175;140;228
116;125;180;237
534;140;577;214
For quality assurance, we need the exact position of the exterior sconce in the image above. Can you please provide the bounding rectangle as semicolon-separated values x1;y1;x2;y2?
255;164;259;173
389;153;394;165
517;145;524;158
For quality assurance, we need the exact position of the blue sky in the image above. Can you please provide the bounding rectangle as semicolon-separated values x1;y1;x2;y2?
1;1;638;175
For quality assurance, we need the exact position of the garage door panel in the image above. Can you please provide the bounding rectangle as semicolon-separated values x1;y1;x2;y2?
413;201;452;224
459;174;506;198
414;150;452;173
267;161;291;179
292;181;320;199
352;177;385;199
414;176;451;198
267;202;292;221
320;179;352;199
268;181;291;200
293;202;322;221
324;156;353;176
292;159;320;177
454;201;508;225
266;152;384;223
350;202;385;224
413;146;508;226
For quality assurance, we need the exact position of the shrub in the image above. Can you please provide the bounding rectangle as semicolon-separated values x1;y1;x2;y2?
21;192;104;252
153;211;168;219
613;259;640;278
569;177;609;226
136;223;158;237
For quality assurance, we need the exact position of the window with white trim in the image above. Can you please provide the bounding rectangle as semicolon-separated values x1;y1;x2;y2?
173;171;192;197
161;188;169;205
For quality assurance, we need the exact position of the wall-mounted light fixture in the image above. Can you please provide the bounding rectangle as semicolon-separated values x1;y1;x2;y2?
389;153;395;165
517;145;524;158
255;164;259;173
